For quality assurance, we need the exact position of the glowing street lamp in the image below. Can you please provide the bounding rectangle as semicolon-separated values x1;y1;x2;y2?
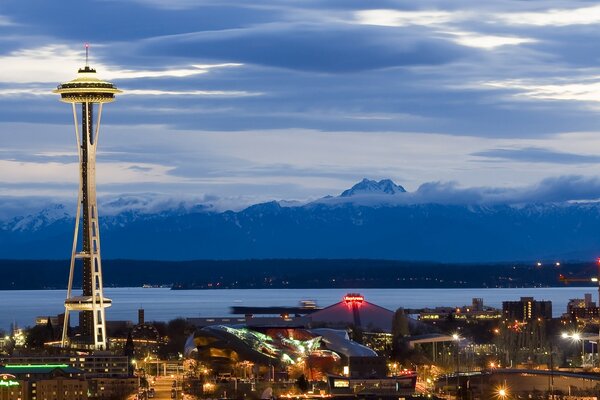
562;332;586;367
498;387;508;399
452;333;462;398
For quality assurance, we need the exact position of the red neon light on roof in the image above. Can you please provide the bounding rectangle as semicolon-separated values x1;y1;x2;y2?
343;293;364;303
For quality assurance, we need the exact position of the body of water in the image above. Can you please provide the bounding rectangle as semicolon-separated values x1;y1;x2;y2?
0;287;595;329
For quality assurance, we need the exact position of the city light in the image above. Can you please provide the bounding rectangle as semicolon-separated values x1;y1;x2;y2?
498;388;508;399
562;332;587;368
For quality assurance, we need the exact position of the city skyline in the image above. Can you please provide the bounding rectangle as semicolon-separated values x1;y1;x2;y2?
4;1;600;210
4;3;600;399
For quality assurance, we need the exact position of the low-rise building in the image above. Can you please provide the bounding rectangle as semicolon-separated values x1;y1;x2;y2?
0;365;87;400
419;298;501;322
1;355;129;378
87;377;137;399
0;358;137;400
563;293;600;322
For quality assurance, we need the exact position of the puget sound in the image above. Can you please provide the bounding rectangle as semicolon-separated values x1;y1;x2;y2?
0;286;594;329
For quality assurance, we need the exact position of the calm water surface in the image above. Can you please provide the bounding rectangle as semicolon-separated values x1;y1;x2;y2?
0;287;594;329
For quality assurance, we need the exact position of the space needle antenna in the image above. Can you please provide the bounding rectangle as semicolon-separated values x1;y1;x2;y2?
85;43;89;67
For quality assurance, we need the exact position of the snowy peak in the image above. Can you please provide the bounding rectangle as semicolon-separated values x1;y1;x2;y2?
6;204;71;232
340;179;406;197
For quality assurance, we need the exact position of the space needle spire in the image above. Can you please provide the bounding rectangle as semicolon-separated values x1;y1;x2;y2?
53;44;121;350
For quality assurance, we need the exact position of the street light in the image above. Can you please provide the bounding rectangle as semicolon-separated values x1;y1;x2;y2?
497;387;508;399
452;334;461;399
562;332;585;367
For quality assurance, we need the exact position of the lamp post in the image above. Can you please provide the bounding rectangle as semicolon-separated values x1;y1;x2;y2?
562;332;585;367
498;386;508;400
589;340;597;367
452;333;461;399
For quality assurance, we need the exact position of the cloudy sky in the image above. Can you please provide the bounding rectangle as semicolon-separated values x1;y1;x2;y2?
3;0;600;210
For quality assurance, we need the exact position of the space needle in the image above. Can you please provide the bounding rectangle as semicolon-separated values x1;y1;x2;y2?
54;44;121;350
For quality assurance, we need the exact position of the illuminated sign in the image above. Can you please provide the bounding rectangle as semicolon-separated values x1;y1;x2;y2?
333;380;349;388
0;374;19;387
5;364;69;368
343;293;364;305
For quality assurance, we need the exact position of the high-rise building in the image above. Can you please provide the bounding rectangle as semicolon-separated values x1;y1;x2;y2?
502;297;552;321
54;47;121;350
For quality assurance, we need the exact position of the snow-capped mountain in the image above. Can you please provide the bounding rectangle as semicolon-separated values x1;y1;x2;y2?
340;178;406;197
3;204;72;232
3;179;600;262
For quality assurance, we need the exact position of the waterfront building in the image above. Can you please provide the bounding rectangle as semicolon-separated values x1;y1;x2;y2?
418;298;501;321
53;47;121;350
563;293;600;322
502;297;552;321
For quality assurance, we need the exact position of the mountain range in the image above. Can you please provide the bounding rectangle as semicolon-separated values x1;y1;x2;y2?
2;178;600;262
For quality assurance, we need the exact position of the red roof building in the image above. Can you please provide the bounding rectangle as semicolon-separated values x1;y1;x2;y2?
309;293;394;333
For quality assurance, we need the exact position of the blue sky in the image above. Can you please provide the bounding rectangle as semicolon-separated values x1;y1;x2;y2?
4;0;600;211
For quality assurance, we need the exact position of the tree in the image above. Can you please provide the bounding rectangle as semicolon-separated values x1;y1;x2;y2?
26;325;53;348
296;374;309;393
392;308;410;338
391;308;410;360
159;318;195;358
349;325;363;344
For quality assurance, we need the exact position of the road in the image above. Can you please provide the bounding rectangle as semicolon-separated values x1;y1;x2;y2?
150;376;182;400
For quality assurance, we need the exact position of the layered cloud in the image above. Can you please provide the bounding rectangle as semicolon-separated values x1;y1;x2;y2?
2;0;600;205
410;176;600;205
498;4;600;26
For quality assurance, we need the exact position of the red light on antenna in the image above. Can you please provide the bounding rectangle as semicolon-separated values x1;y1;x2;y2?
596;258;600;265
85;43;89;48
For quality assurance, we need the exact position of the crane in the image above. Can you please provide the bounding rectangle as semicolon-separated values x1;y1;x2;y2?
558;275;599;284
559;274;599;304
559;260;600;325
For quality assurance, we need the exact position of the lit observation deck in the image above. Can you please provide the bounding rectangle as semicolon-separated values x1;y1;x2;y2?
53;66;121;103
